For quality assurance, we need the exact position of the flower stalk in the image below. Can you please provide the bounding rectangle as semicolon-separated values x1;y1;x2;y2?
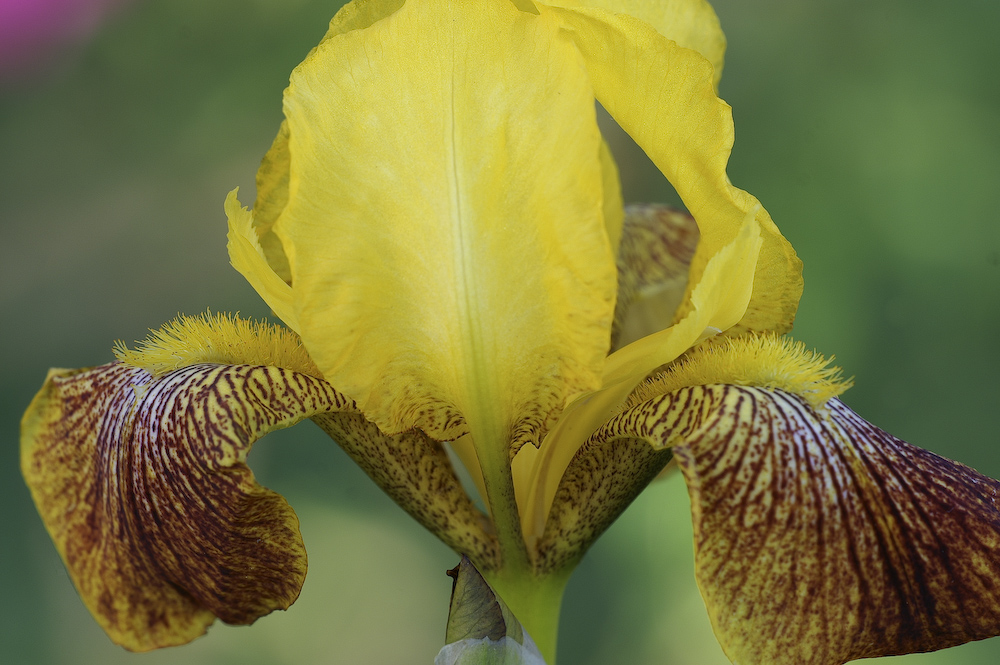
483;567;572;665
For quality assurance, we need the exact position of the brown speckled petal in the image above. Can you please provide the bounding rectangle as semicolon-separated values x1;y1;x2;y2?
312;413;499;570
20;362;349;651
600;384;1000;665
611;204;699;351
534;433;671;572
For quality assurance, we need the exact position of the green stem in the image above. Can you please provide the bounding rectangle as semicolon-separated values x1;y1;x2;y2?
484;566;573;664
470;416;573;662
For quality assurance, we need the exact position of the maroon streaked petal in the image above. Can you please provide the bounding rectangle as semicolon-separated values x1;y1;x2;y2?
592;384;1000;665
21;361;349;651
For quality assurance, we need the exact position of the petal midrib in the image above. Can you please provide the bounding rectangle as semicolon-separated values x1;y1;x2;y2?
443;12;513;541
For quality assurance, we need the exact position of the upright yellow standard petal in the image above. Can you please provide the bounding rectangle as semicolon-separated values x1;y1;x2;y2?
249;121;293;284
547;4;802;336
599;138;625;259
274;0;616;450
243;0;409;285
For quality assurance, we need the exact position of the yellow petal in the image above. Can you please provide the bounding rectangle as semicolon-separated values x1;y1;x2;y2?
542;0;726;86
322;0;405;39
225;190;300;332
600;137;625;259
586;337;1000;665
547;4;802;337
275;0;616;452
247;0;408;284
251;121;293;284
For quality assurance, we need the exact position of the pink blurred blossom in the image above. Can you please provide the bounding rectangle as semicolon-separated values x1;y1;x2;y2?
0;0;130;78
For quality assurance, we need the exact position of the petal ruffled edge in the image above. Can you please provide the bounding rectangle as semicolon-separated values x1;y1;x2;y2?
542;0;726;87
226;190;300;333
247;0;409;283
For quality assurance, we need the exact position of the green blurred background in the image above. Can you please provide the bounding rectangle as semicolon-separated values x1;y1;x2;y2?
2;0;998;663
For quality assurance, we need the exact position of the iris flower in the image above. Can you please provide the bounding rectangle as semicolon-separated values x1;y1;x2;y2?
20;0;1000;663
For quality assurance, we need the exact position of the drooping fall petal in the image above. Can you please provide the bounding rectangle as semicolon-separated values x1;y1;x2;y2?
255;0;616;453
117;315;496;563
20;362;336;650
21;313;497;650
584;336;1000;665
685;391;1000;665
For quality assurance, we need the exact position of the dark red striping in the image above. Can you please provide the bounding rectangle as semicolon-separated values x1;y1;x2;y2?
832;408;927;645
856;422;957;632
804;394;920;653
23;361;359;647
835;399;1000;645
778;391;841;645
811;401;882;638
595;382;1000;663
